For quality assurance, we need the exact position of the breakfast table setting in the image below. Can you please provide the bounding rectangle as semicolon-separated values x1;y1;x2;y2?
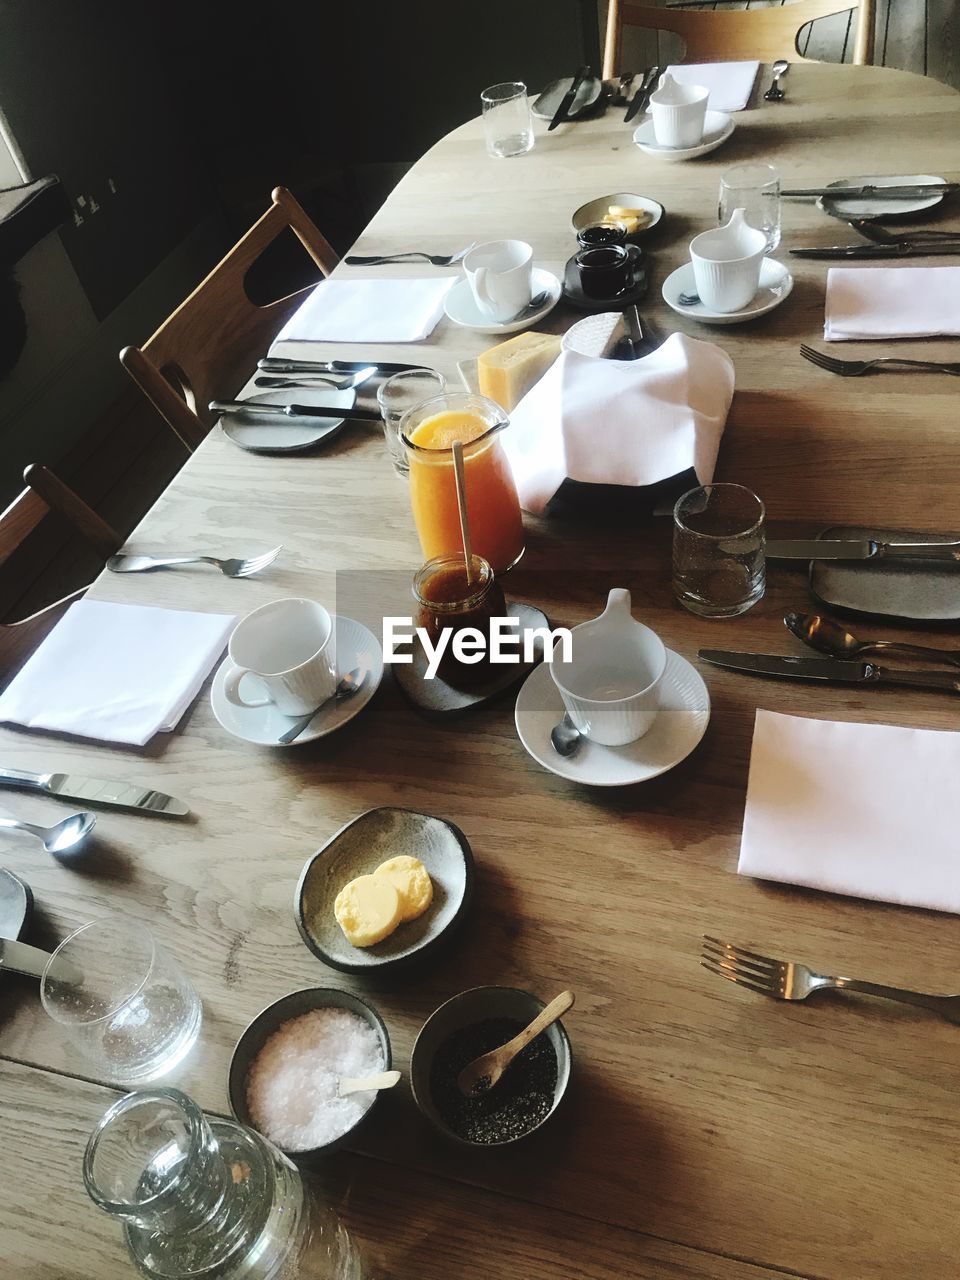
2;57;960;1280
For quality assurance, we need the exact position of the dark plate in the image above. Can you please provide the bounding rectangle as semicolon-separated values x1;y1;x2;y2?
220;387;354;455
532;75;604;121
0;868;31;941
295;807;474;975
562;252;649;312
808;525;960;623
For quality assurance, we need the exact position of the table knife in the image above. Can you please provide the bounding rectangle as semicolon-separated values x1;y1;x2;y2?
0;767;190;817
548;65;591;131
766;537;960;562
791;243;960;259
699;650;960;693
0;936;81;982
209;399;381;422
624;64;659;123
257;359;429;376
782;183;960;199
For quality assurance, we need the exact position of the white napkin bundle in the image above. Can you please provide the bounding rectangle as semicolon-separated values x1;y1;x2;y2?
272;277;453;345
502;333;735;515
824;266;960;340
664;61;760;112
739;709;960;914
0;600;234;747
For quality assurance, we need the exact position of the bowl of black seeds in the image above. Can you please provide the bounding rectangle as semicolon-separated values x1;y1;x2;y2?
410;986;572;1146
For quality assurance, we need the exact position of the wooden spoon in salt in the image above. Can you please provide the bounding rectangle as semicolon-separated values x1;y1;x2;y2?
456;990;575;1098
337;1069;401;1097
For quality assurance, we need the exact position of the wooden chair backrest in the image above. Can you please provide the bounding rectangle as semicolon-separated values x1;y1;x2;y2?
603;0;876;77
119;185;339;451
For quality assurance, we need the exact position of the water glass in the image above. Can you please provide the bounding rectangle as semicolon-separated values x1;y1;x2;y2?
41;917;202;1084
377;369;446;475
718;163;781;251
673;483;765;617
481;82;534;159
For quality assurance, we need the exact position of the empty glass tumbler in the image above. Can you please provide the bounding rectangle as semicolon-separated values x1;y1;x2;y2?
673;483;766;617
718;163;781;251
377;369;446;475
481;82;535;158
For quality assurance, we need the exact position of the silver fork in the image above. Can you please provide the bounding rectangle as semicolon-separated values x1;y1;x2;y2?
343;242;476;267
701;936;960;1024
800;343;960;377
107;546;282;578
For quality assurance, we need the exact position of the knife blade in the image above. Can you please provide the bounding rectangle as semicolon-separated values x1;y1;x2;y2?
0;937;82;982
257;359;429;376
698;650;960;693
548;65;591;131
791;243;960;259
0;767;190;817
766;538;960;562
624;64;659;123
782;182;959;199
209;399;381;422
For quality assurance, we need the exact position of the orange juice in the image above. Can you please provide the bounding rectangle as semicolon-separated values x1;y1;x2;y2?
406;405;525;573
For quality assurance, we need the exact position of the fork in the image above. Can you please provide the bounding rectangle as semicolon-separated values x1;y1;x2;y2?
343;242;476;267
800;343;960;377
701;936;960;1024
107;546;282;578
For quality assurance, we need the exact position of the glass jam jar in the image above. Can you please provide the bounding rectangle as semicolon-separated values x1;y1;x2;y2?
413;554;507;686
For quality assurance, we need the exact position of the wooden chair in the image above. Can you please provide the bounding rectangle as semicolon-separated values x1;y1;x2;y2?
602;0;876;78
119;185;339;452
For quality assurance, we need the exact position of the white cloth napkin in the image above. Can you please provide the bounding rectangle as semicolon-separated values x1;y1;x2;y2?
665;61;760;112
739;709;960;914
824;266;960;340
272;278;454;345
503;334;735;515
0;600;234;747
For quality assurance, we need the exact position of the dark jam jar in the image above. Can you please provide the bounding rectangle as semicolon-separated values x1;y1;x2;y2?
413;554;507;686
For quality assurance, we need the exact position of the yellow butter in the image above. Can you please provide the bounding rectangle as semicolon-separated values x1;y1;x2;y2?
334;874;402;948
477;331;562;412
374;855;434;922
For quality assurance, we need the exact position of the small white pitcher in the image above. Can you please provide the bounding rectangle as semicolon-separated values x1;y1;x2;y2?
648;72;709;148
689;208;768;313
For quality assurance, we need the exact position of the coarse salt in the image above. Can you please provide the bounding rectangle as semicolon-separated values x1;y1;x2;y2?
246;1007;384;1150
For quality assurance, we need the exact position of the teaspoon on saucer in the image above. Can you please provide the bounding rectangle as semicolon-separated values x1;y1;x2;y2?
550;713;582;757
277;668;366;744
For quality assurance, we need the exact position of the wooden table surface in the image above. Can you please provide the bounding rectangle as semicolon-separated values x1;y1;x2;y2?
3;62;960;1279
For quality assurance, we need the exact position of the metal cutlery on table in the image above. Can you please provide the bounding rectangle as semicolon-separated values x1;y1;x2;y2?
792;242;960;260
0;766;190;818
277;667;367;744
108;546;282;578
783;181;960;200
343;243;476;267
209;399;381;423
698;649;960;693
800;344;960;377
257;358;430;377
254;365;378;392
548;64;591;131
763;59;789;101
766;533;960;562
848;218;960;245
784;610;960;668
702;937;960;1025
624;64;659;123
1;936;82;982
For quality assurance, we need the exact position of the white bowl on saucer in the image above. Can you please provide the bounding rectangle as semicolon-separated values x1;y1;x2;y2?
662;258;793;326
443;267;561;335
632;111;734;161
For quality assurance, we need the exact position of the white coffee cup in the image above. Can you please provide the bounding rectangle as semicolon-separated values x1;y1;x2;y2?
648;72;709;149
224;598;337;715
463;239;533;322
550;588;666;746
689;207;768;313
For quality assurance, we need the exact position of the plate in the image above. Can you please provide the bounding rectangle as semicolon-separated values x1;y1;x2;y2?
210;615;383;747
632;111;734;161
515;649;710;786
818;173;947;222
562;252;649;312
294;807;475;974
443;269;561;335
219;387;355;454
662;258;793;325
571;193;665;240
532;75;604;121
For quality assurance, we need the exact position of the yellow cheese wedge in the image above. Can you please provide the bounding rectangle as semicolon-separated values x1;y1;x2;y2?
477;331;563;412
334;874;402;948
374;856;434;922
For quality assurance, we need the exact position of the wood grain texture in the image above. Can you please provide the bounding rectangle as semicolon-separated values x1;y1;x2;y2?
1;64;959;1279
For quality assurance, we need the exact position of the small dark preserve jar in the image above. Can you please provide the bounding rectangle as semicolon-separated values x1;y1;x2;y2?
413;553;507;686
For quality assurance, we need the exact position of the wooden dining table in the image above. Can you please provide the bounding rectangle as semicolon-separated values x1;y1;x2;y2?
3;60;960;1280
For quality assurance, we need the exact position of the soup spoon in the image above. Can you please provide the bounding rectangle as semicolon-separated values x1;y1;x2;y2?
0;811;96;857
784;611;960;667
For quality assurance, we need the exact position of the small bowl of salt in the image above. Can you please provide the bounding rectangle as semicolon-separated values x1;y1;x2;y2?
229;987;391;1162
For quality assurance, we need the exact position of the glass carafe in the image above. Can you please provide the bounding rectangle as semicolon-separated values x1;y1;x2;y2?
83;1088;363;1280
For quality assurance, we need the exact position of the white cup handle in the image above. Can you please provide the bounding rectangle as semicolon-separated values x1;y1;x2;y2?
223;666;273;709
471;266;497;317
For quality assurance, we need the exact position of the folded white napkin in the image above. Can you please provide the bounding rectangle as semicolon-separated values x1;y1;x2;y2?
665;61;760;112
739;709;960;914
503;334;734;515
824;266;960;340
272;278;454;345
0;600;234;747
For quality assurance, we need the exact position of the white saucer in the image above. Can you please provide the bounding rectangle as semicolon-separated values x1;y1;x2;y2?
632;111;734;161
210;615;383;747
219;387;355;454
662;258;793;325
443;268;561;335
514;649;710;786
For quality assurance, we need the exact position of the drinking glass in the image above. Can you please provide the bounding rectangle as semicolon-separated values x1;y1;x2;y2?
673;483;765;617
718;163;781;251
481;82;535;159
377;369;446;475
41;917;202;1084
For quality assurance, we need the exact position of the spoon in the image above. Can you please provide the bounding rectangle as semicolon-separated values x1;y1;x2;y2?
550;712;582;757
764;60;789;101
678;291;701;306
457;990;575;1097
508;289;550;322
276;667;366;744
784;611;960;667
0;811;96;857
337;1069;401;1097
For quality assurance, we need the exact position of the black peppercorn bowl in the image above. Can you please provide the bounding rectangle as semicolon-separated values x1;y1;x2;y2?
410;985;572;1147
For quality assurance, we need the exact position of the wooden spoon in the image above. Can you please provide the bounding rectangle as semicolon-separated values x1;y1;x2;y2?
337;1069;401;1097
456;990;575;1097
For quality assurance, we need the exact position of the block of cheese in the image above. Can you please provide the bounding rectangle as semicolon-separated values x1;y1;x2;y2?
374;855;433;922
334;874;402;948
477;331;563;411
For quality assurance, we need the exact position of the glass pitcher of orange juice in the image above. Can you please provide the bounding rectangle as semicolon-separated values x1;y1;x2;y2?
401;392;525;574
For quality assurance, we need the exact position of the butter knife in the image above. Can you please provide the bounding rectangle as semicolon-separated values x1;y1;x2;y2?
791;244;960;259
548;65;591;131
0;767;190;818
624;65;659;123
209;399;381;421
0;936;82;982
766;537;960;562
783;183;959;199
699;650;960;693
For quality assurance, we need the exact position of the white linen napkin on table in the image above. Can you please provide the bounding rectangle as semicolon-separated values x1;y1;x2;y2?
739;709;960;914
0;600;234;747
824;266;960;340
503;333;735;515
272;278;454;344
664;62;760;112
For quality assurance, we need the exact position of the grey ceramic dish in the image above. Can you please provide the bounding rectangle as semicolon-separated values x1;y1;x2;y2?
571;192;665;241
410;985;573;1147
228;986;391;1162
809;524;960;623
295;807;474;975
